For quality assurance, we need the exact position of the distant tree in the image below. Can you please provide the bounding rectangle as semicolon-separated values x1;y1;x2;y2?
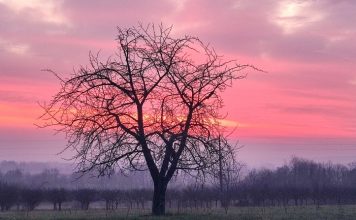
100;189;117;210
41;23;255;215
210;135;243;213
3;169;23;185
38;169;61;185
21;188;43;211
0;183;18;211
46;188;67;211
128;188;151;209
74;189;96;210
166;189;180;210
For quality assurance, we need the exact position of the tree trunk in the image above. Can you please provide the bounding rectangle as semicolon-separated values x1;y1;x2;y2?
152;181;167;215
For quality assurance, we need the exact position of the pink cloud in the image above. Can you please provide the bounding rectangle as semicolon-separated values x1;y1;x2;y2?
0;0;355;164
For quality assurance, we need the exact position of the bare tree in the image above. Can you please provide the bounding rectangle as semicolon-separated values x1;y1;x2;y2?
21;188;43;211
100;189;117;210
210;135;244;213
0;183;18;211
40;24;254;215
46;188;67;211
74;189;96;210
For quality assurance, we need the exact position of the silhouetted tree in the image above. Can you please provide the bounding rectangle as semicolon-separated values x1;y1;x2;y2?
21;188;43;211
101;189;118;210
74;189;96;210
46;188;67;210
210;135;243;213
40;24;253;215
0;183;18;211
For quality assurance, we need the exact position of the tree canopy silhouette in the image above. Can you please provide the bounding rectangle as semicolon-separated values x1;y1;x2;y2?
41;24;253;215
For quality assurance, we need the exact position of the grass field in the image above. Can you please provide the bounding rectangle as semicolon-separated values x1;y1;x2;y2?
1;205;356;220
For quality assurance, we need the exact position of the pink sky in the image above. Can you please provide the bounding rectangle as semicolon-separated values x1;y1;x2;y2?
0;0;355;167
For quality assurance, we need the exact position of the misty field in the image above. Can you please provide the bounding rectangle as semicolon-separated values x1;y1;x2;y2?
1;205;356;220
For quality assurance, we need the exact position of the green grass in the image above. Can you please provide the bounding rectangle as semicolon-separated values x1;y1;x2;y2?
1;205;356;220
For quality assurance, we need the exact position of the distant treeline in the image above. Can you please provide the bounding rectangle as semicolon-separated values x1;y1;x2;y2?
0;161;73;175
1;157;356;211
0;167;153;190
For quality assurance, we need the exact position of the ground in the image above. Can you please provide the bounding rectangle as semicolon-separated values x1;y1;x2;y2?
1;205;356;220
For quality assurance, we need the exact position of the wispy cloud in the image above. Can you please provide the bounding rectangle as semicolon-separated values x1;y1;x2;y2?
0;38;30;55
0;0;70;26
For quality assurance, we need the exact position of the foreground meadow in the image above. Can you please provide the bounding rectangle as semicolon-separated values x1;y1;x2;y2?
1;205;356;220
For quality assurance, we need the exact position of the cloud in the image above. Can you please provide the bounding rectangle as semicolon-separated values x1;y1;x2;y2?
0;0;355;163
0;0;70;26
164;0;356;63
271;1;324;34
0;38;30;55
0;90;35;103
350;79;356;86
